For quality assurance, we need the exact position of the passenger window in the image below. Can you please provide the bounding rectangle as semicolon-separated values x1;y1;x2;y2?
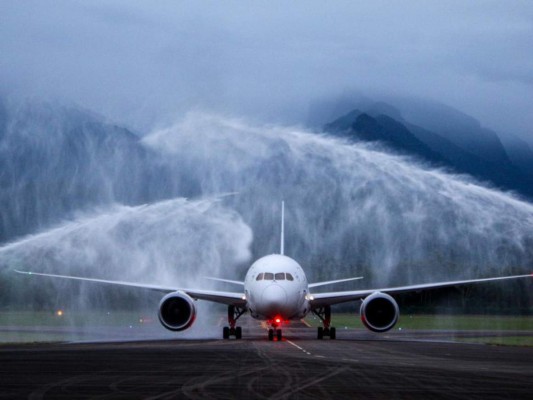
264;272;274;280
286;273;294;281
275;272;285;280
256;273;264;281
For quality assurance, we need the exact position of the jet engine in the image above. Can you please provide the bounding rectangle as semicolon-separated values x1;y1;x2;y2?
158;291;196;331
360;292;399;332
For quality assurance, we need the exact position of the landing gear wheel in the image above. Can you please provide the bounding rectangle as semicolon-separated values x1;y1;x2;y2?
226;305;246;339
276;329;282;341
268;329;274;341
317;326;324;340
313;306;333;340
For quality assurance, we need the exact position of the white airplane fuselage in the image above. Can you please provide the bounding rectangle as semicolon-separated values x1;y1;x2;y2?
244;254;310;323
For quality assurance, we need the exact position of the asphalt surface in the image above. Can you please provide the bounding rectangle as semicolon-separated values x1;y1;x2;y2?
1;321;532;399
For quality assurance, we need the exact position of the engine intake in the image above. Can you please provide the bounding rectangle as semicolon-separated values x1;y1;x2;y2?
360;292;399;332
158;291;196;331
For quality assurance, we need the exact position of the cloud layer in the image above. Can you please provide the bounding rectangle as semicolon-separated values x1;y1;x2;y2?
1;1;532;136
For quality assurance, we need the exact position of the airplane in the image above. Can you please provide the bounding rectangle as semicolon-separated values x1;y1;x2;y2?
15;202;532;341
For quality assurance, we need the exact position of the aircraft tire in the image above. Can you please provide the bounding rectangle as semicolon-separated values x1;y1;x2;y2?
317;327;324;340
235;326;242;339
268;329;274;341
223;326;230;339
330;327;336;340
276;329;282;341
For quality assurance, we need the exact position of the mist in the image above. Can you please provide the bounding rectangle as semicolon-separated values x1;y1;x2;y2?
4;110;531;286
141;113;533;284
0;197;252;340
0;198;252;286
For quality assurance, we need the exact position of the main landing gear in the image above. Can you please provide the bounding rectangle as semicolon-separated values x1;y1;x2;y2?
223;305;245;339
312;305;336;340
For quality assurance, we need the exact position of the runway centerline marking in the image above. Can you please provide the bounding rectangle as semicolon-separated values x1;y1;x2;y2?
286;340;312;355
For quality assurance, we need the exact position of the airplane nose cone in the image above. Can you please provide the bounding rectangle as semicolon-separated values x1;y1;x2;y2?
260;284;288;316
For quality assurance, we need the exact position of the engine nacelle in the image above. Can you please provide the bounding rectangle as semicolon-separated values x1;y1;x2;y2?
360;292;399;333
158;291;196;331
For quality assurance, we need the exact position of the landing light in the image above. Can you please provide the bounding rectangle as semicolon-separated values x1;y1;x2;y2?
56;310;63;317
275;318;281;324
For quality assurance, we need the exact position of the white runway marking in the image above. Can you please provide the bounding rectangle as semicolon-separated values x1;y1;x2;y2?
286;340;312;355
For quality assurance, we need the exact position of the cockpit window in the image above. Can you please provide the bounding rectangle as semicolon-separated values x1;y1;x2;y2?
256;273;264;281
275;272;285;280
286;273;294;281
264;272;274;280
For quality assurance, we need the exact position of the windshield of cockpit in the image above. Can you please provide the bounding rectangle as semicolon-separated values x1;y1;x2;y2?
256;272;294;281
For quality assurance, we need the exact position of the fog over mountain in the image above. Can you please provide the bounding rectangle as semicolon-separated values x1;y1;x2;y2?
1;2;532;138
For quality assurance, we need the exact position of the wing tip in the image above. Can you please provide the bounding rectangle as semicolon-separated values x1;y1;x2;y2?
13;269;28;274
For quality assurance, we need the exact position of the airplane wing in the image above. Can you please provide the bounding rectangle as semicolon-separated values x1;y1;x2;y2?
204;277;245;286
308;276;363;288
309;273;532;308
14;270;247;307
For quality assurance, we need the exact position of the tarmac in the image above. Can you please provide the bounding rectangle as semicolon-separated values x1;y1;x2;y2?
1;319;532;399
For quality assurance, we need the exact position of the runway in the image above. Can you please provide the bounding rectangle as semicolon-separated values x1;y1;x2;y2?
1;322;532;399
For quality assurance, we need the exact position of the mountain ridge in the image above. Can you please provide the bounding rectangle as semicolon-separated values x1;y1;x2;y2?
324;107;533;199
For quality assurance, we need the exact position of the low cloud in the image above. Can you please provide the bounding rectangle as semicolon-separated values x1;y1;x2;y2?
0;1;531;136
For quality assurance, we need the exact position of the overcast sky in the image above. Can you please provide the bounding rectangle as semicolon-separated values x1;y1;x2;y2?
1;1;532;137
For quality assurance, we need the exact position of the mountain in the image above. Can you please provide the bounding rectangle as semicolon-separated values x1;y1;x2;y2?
498;133;533;176
0;99;179;242
393;99;513;166
310;94;533;175
326;111;446;164
325;108;533;199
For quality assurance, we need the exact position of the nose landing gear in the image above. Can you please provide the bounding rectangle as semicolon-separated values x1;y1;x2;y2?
268;328;282;341
267;318;283;341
